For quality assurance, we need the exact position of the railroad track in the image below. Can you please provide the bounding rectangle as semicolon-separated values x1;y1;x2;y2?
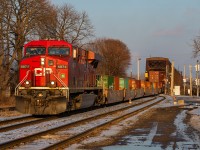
0;96;165;149
0;116;34;126
0;107;15;112
0;116;58;132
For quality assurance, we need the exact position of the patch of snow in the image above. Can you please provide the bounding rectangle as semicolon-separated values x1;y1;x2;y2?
174;110;191;141
188;107;200;116
143;122;158;145
189;115;200;132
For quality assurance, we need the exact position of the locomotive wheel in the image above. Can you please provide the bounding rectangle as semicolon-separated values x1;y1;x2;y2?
104;97;108;105
68;95;82;110
101;94;108;106
74;95;82;109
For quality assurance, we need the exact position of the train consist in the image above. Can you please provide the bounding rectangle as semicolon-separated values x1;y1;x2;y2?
15;40;163;115
146;57;183;94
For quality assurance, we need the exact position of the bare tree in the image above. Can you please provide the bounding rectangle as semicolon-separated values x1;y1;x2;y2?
37;4;94;47
193;36;200;58
0;1;94;99
0;0;11;98
91;38;131;77
34;4;57;39
0;0;52;98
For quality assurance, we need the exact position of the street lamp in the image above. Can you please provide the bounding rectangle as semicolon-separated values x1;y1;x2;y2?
137;58;141;80
183;64;186;95
170;60;174;96
189;65;193;96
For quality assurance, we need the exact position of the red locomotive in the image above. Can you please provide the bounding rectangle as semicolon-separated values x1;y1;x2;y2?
15;40;162;115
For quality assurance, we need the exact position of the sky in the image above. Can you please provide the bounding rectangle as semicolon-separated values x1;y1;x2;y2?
51;0;200;77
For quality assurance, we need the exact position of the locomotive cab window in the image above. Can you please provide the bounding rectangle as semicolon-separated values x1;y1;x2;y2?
48;47;70;56
25;47;46;56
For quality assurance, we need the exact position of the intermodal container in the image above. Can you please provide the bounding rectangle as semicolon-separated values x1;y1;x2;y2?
149;71;159;82
129;78;133;89
131;79;137;89
108;76;114;89
102;75;108;88
145;81;151;88
119;78;125;90
149;71;165;83
135;80;141;89
153;82;158;89
124;78;129;89
114;76;119;90
141;80;145;89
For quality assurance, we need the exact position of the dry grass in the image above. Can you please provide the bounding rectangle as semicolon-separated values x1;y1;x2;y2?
0;96;16;108
0;96;23;117
0;110;22;117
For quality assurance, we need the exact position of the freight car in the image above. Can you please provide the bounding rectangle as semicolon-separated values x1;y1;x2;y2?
15;40;162;115
146;57;183;94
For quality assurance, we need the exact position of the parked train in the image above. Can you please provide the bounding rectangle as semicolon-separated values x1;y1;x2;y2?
15;40;163;115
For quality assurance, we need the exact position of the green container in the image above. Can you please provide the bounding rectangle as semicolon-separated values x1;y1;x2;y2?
108;76;114;89
119;78;125;90
101;75;114;89
103;75;108;88
124;78;129;89
97;75;107;87
97;75;116;89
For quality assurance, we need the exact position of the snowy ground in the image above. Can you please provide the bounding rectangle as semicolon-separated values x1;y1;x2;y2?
68;95;200;150
0;97;157;148
0;95;200;149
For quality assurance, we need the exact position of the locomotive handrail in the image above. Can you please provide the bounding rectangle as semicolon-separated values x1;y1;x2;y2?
52;73;68;88
52;73;69;101
15;70;31;95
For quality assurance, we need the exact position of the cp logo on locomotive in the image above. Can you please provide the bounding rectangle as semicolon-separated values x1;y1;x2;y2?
34;68;52;76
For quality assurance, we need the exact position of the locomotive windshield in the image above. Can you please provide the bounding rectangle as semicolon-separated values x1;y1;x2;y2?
48;47;70;56
25;47;46;56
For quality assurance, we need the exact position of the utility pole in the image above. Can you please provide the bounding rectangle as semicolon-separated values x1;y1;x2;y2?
189;65;193;96
165;65;168;94
196;60;199;97
170;61;174;96
137;58;141;80
183;64;186;95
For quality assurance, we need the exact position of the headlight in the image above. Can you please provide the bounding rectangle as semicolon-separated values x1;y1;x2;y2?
24;80;31;88
21;65;29;68
50;81;56;88
38;93;43;97
25;81;30;85
41;58;45;65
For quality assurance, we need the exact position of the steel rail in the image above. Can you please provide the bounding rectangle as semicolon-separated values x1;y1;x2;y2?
0;96;162;149
0;117;57;132
0;107;15;112
43;96;166;150
0;116;34;126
